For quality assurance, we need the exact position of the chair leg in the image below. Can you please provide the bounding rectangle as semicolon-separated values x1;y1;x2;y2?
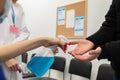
63;72;65;80
49;69;51;77
70;74;72;80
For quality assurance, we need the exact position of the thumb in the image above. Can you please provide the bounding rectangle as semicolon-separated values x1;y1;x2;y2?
18;65;22;73
89;47;101;55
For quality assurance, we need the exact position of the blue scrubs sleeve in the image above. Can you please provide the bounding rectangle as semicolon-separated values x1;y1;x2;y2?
0;65;6;80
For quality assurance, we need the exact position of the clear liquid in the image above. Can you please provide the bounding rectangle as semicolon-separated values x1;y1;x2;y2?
27;56;54;78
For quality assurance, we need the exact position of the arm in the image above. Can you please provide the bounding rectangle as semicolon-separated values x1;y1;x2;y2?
87;0;116;46
0;37;64;62
87;0;119;61
68;0;117;61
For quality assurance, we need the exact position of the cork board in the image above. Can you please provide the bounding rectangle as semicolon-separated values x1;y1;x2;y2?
56;0;87;38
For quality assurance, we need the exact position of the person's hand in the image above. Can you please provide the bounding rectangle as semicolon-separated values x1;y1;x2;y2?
45;37;66;52
68;39;94;56
73;47;102;61
5;59;22;73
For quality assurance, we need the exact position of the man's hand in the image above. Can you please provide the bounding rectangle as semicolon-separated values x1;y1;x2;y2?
72;47;102;61
68;39;94;56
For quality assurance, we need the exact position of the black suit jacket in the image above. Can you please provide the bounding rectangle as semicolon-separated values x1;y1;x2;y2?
87;0;120;73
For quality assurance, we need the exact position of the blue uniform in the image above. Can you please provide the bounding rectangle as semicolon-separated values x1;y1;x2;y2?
0;65;6;80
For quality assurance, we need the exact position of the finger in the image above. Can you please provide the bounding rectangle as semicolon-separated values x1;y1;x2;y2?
95;47;101;54
69;50;80;57
68;51;72;54
69;53;76;57
89;50;96;55
53;49;58;55
19;65;23;73
14;64;18;71
55;49;58;53
10;65;15;71
17;64;22;73
8;66;13;71
74;54;97;61
18;68;22;73
68;41;80;45
75;49;88;55
68;50;78;56
68;49;85;55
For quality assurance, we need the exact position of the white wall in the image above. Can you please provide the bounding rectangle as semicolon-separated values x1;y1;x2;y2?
18;0;112;80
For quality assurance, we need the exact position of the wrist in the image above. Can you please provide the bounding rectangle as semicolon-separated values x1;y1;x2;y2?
87;40;95;49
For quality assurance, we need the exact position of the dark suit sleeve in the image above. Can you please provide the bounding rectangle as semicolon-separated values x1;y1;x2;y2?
98;41;120;61
87;0;119;60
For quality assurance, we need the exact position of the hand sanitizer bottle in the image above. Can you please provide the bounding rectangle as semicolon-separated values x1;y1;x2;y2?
27;35;68;78
27;46;55;78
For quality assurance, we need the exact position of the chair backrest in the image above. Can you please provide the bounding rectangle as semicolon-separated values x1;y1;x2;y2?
50;56;66;72
48;56;66;80
22;52;28;63
69;58;92;79
96;63;114;80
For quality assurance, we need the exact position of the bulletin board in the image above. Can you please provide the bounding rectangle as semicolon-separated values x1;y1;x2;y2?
56;0;87;38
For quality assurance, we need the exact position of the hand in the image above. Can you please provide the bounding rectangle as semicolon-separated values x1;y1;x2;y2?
47;45;59;54
45;37;66;52
68;39;94;56
73;47;102;61
5;59;22;73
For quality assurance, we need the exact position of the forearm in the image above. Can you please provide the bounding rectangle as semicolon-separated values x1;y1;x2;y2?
0;37;60;62
87;0;116;46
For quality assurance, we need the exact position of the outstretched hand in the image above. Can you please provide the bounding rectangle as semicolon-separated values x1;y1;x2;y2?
68;39;94;56
73;47;102;61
